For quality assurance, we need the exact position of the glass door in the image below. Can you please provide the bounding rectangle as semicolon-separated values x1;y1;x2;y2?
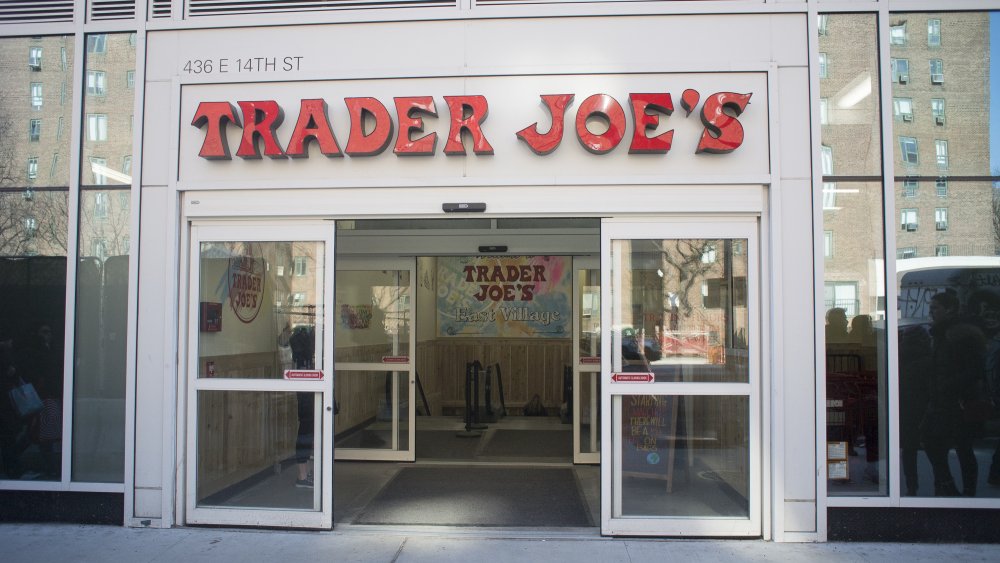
185;223;334;528
574;256;601;464
601;218;760;537
333;257;416;462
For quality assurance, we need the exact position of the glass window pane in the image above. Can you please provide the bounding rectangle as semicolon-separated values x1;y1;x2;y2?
333;371;408;453
335;269;410;363
617;395;748;518
199;241;325;379
0;35;74;482
578;268;600;361
818;14;881;177
613;239;749;384
196;390;322;510
81;33;134;187
823;180;888;497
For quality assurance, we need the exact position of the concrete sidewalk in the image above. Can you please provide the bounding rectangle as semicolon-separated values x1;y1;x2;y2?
2;524;999;562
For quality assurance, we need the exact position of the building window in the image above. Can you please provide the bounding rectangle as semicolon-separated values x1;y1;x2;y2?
86;70;106;96
931;98;945;125
935;207;948;231
700;244;717;264
27;157;38;180
60;46;67;70
24;217;37;237
276;265;285;277
94;192;109;219
935;139;948;168
28;46;41;70
935;178;948;197
118;191;129;210
890;23;907;45
821;145;836;209
893;98;913;122
824;282;858;317
902;180;918;198
935;244;949;257
49;154;59;179
891;58;910;83
291;292;306;305
900;208;918;231
56;116;64;140
29;119;41;142
927;18;941;47
293;257;308;276
899;136;918;165
126;70;134;90
819;98;829;125
818;52;828;79
930;59;944;84
30;82;42;109
91;238;108;260
87;114;108;141
86;34;107;54
824;231;833;259
897;247;917;259
128;32;136;46
818;14;829;36
122;155;132;177
89;157;108;185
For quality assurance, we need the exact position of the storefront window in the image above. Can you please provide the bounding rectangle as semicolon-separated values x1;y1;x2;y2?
72;33;135;483
890;12;1000;499
820;14;888;496
0;36;73;482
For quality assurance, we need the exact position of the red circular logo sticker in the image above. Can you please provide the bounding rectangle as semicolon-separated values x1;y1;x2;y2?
228;242;266;324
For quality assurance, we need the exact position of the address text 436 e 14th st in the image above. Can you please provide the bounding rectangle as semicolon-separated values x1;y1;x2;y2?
182;56;304;75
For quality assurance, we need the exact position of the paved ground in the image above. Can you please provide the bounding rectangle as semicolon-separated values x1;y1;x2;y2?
2;523;1000;562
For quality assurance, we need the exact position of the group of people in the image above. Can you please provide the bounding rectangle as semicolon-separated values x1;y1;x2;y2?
829;288;1000;497
0;324;63;480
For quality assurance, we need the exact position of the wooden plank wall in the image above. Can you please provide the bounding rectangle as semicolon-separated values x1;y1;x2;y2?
415;338;572;415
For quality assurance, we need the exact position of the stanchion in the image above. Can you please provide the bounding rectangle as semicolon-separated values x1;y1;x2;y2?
456;361;483;437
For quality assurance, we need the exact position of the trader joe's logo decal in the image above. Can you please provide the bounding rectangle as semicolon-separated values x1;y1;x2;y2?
228;242;266;324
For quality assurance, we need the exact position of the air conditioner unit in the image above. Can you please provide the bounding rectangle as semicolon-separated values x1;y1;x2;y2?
936;222;948;231
902;114;913;122
905;223;917;231
935;116;945;125
899;75;909;84
932;74;944;84
28;64;40;71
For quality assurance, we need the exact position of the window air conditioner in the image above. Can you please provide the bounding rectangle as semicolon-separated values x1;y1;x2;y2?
28;64;40;71
905;223;917;231
932;74;944;84
902;114;913;122
935;116;945;125
936;222;947;231
899;75;908;84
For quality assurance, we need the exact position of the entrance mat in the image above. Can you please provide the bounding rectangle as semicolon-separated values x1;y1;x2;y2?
415;430;481;461
353;466;592;527
479;429;572;460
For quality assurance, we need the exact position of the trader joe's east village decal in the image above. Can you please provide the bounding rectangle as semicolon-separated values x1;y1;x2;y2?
437;256;571;338
191;90;752;160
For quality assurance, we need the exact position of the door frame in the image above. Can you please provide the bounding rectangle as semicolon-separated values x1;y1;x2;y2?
183;221;335;529
573;256;601;464
599;216;763;537
333;256;417;462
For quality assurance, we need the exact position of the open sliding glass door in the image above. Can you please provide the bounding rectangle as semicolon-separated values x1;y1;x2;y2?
601;217;761;537
573;256;601;464
185;223;334;528
333;257;416;462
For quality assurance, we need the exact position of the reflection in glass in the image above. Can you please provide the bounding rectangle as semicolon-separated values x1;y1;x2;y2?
198;241;325;379
334;269;410;363
617;395;748;518
0;36;74;482
818;14;882;178
612;239;749;384
196;390;321;510
81;33;134;188
579;371;600;455
334;371;409;452
578;268;600;361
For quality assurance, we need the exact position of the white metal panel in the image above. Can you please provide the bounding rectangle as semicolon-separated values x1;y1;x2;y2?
777;66;812;180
